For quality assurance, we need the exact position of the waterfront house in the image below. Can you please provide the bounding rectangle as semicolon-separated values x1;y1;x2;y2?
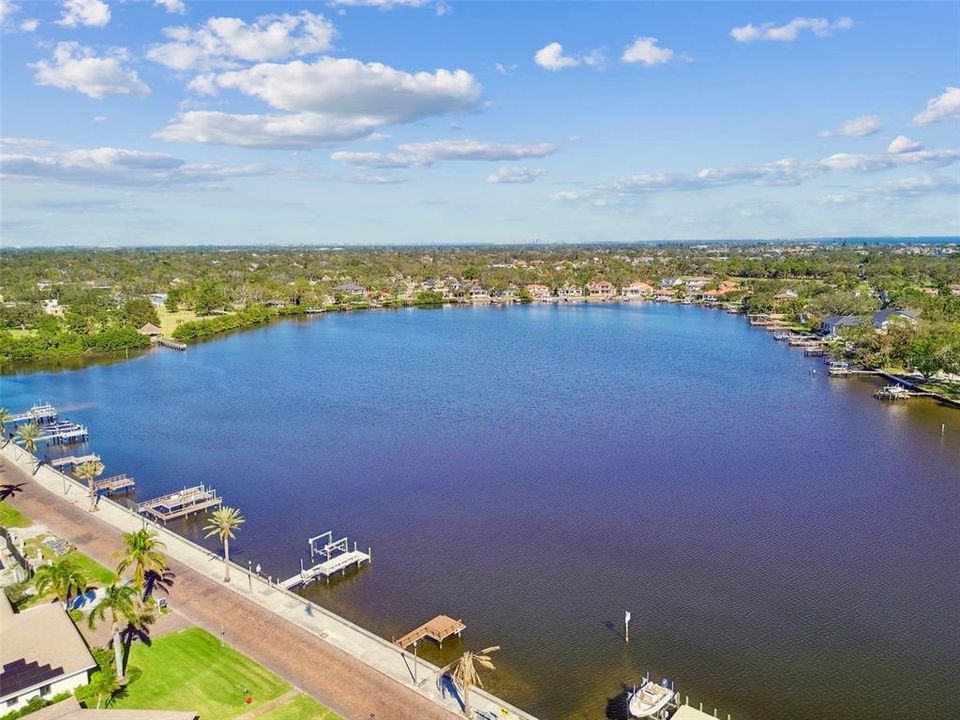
873;309;917;330
525;283;552;299
685;277;710;291
587;280;616;299
557;284;584;300
41;299;65;317
467;284;490;303
138;323;162;339
660;277;683;288
820;315;860;335
0;592;96;711
334;283;367;297
622;281;655;298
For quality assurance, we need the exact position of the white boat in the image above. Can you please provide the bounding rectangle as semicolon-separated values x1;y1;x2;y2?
628;679;675;718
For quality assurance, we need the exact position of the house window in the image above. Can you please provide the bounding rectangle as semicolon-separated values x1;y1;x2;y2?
40;684;52;696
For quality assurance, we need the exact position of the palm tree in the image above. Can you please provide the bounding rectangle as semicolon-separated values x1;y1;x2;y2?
34;556;88;605
75;460;105;511
204;506;244;583
15;422;42;454
439;645;501;718
115;529;167;597
88;583;143;678
0;408;12;447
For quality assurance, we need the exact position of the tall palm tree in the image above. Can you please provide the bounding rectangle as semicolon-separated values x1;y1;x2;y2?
0;408;12;447
204;506;244;583
75;460;105;511
15;422;42;454
88;583;144;678
34;556;88;605
439;645;501;718
115;529;167;597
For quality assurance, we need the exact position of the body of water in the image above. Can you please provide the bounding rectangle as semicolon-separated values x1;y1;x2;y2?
4;303;959;720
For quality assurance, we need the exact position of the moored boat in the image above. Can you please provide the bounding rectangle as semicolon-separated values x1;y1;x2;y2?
627;679;675;718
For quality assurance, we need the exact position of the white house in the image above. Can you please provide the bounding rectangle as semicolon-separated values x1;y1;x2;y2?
557;284;584;300
0;593;96;711
41;299;65;317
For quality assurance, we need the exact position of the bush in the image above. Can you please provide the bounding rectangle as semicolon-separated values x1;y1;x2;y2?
171;305;274;341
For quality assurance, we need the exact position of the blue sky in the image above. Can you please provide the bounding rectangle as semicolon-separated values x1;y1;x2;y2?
1;0;958;246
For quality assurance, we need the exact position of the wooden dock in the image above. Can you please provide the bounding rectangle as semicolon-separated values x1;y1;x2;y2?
803;345;827;356
39;420;89;445
280;531;371;589
50;453;100;470
137;484;221;523
158;338;187;351
10;403;57;424
93;474;135;495
394;615;465;649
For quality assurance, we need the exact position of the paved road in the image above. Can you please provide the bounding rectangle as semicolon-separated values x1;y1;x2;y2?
1;460;455;720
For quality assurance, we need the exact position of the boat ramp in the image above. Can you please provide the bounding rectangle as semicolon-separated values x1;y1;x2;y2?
137;484;221;523
280;531;371;589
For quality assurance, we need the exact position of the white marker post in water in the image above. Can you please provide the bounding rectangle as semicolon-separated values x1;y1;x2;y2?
625;610;631;643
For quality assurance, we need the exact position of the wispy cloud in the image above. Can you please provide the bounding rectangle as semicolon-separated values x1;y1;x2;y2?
534;42;605;71
818;115;882;138
731;16;853;43
912;87;960;126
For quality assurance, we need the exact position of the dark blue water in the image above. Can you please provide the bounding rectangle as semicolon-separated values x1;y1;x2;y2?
4;304;959;720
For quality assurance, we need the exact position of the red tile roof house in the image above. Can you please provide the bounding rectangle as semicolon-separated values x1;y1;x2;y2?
622;281;655;299
524;283;552;300
586;280;616;300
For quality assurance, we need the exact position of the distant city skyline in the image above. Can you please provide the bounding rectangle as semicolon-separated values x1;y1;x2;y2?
1;0;958;246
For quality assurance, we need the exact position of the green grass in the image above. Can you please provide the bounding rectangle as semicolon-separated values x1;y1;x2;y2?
113;628;293;720
156;307;199;337
0;501;31;528
257;694;340;720
65;550;117;586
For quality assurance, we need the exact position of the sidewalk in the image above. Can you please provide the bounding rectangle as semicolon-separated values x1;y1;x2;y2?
0;443;539;720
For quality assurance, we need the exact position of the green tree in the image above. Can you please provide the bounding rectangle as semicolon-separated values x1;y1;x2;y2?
88;583;147;678
34;557;88;604
15;423;41;454
75;460;105;512
0;408;11;447
204;506;245;583
115;529;167;597
120;298;160;328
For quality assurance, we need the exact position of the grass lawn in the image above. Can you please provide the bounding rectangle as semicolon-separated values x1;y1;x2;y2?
156;308;199;336
66;550;117;586
258;694;340;720
114;628;337;720
0;500;31;528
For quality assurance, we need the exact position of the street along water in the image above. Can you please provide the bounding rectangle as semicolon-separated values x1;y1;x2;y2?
4;303;959;720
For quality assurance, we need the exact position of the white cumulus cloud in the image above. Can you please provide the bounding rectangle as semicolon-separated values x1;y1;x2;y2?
0;145;263;186
912;87;960;126
887;135;923;154
32;43;149;99
533;42;604;71
146;12;336;71
19;17;38;31
621;37;679;66
818;115;882;137
731;16;852;43
1;0;19;22
486;166;547;184
396;139;557;161
155;111;381;149
154;0;185;15
330;151;430;168
56;0;111;28
327;0;433;8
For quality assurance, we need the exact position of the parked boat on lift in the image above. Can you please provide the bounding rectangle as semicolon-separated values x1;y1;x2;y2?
628;678;675;718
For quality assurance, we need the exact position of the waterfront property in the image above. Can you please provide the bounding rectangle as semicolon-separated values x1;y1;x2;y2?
395;615;466;649
50;453;101;471
0;590;96;710
586;280;616;299
280;531;371;588
820;315;860;335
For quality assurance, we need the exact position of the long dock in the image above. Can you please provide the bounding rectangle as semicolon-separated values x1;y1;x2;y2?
159;338;187;351
9;403;57;424
395;615;465;649
39;420;89;445
50;453;100;470
137;484;221;523
280;531;371;589
93;474;135;495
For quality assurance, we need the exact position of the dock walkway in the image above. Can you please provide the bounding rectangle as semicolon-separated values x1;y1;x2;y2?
94;474;135;495
10;403;57;424
395;615;465;649
280;532;371;589
137;484;221;522
50;453;100;470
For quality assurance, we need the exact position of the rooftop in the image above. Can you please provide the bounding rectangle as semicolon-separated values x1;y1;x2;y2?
23;697;197;720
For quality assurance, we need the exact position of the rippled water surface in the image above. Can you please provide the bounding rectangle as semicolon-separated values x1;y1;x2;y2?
5;304;959;720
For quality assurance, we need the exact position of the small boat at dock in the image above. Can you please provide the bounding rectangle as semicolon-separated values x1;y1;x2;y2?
628;679;675;718
875;385;911;401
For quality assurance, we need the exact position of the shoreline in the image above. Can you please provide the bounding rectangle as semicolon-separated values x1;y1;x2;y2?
0;441;541;720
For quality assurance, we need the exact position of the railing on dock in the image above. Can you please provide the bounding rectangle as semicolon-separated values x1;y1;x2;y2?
280;531;371;589
137;484;221;522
